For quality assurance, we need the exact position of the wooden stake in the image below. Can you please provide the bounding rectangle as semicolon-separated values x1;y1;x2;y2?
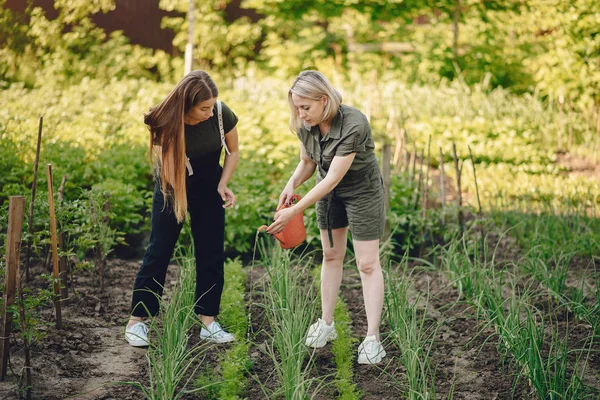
422;136;432;219
382;143;392;238
418;137;432;258
468;145;484;250
46;165;62;329
452;143;464;232
414;149;425;209
409;143;417;183
0;196;25;380
468;146;483;220
440;147;446;225
403;129;409;172
393;128;403;172
24;116;43;282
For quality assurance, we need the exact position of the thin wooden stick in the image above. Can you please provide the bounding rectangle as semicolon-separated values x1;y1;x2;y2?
414;148;425;210
452;143;464;232
382;143;392;238
468;146;485;252
422;136;432;219
401;128;409;173
24;116;43;282
468;146;483;220
393;129;403;171
0;196;25;380
409;143;417;183
46;165;62;329
440;147;446;226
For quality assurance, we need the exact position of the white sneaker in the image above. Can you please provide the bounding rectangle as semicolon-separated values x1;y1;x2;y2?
357;335;386;364
200;321;235;343
125;321;149;347
305;318;337;348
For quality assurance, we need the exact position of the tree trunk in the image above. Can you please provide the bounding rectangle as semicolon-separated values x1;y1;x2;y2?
184;0;195;75
453;0;460;59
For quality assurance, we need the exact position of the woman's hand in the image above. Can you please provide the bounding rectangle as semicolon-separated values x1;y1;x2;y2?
277;183;295;209
217;183;236;208
267;206;297;234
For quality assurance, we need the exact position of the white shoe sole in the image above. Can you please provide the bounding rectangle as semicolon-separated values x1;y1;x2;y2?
358;349;386;364
306;329;338;348
200;335;235;344
126;336;149;347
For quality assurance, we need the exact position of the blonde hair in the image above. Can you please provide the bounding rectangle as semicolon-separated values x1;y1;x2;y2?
288;70;342;133
144;70;218;223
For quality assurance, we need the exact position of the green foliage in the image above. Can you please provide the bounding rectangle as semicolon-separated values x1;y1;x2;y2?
331;297;361;400
6;276;55;343
90;179;148;238
0;0;176;86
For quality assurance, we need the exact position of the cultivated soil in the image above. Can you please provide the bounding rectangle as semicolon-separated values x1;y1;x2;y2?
2;240;597;400
0;153;598;399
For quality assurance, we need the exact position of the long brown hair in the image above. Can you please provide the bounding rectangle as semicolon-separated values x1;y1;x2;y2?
143;70;219;222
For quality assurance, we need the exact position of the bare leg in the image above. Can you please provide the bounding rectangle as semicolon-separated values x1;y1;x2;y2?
353;239;383;340
128;316;144;328
319;228;348;325
200;315;215;326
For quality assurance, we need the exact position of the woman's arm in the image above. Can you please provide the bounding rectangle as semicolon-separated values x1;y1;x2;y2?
279;144;317;207
218;126;239;208
268;152;356;234
219;126;239;186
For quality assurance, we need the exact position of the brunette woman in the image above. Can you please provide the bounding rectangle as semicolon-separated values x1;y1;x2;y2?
125;70;239;346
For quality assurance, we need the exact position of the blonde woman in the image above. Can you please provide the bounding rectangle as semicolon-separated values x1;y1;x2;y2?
267;70;386;364
125;70;239;346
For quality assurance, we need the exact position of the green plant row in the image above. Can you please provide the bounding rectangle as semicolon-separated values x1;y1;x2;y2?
439;232;597;398
255;237;318;399
384;259;437;400
492;204;600;336
330;296;362;400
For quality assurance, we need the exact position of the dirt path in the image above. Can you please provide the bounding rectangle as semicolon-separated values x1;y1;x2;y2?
0;260;148;400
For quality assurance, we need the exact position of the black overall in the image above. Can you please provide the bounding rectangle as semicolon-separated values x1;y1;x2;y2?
131;101;238;318
130;161;225;317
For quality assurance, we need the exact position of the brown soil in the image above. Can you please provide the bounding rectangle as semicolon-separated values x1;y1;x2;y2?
556;152;600;180
1;245;598;399
0;260;148;399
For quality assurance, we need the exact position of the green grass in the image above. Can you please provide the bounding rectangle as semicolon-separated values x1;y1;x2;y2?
385;257;437;400
255;236;319;399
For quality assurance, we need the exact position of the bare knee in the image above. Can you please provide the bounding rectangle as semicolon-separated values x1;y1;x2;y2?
356;257;380;276
323;247;345;266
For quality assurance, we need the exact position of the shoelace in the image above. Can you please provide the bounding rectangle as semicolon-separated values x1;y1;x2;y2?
361;340;381;356
206;322;227;337
129;323;148;340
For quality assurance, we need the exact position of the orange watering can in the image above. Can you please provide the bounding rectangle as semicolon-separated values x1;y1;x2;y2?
258;194;306;249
